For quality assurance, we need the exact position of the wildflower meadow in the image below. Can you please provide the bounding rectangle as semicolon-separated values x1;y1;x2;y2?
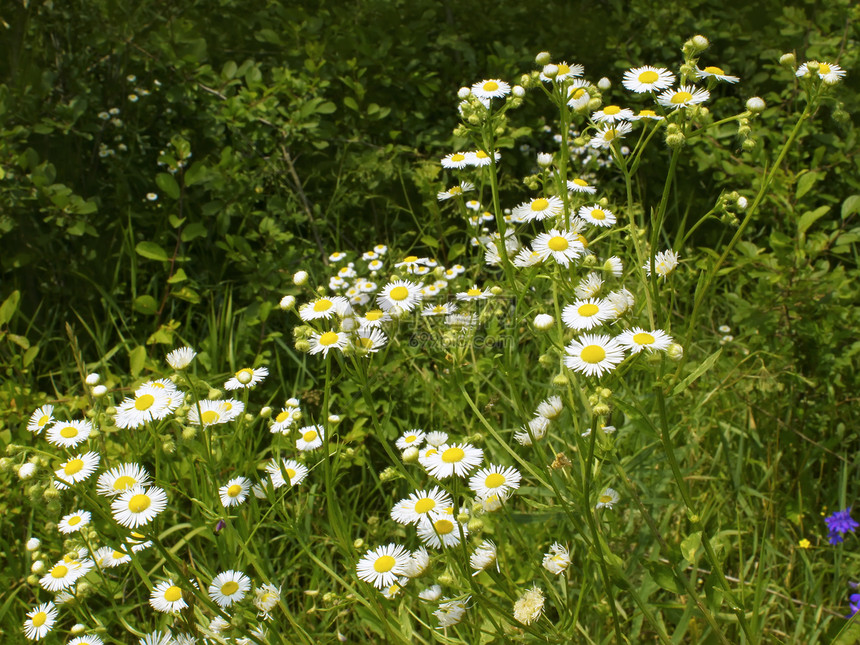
1;2;859;644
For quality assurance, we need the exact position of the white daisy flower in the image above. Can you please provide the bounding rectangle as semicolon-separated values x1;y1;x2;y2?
58;510;91;534
308;330;349;357
605;288;635;315
403;547;430;578
465;149;500;167
622;66;675;93
468;465;521;500
395;429;425;451
696;65;739;83
254;583;281;618
544;60;583;81
437;182;474;201
423;443;483;479
589;121;632;149
603;256;623;277
150;579;188;613
417;515;467;549
114;390;171;429
419;584;442;601
591;105;634;123
69;636;104;645
630;109;664;121
27;405;54;434
535;395;564;420
55;452;100;489
209;570;251;608
111;485;168;528
644;249;680;278
567;80;591;110
354;327;387;354
296;425;324;451
356;544;411;589
511;195;564;222
455;285;493;301
265;459;309;488
225;366;269;390
269;407;299;435
422;302;457;317
471;79;510;100
357;308;391;328
46;419;92;448
575;273;604;299
616;327;673;354
512;247;543;268
97;463;152;497
390;487;453;526
425;431;448;447
165;346;196;370
567;177;597;194
577;204;617;227
469;540;498;575
562;298;616;331
376;279;424;313
434;597;468;628
187;400;230;427
40;559;83;592
532;229;584;267
596;487;620;509
94;546;131;568
543;542;571;575
441;152;469;169
219;476;251;507
23;601;58;640
299;296;351;321
657;85;710;109
798;61;846;84
564;334;626;377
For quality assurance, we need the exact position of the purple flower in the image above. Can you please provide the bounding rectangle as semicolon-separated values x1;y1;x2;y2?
215;519;226;534
849;593;860;618
825;508;858;544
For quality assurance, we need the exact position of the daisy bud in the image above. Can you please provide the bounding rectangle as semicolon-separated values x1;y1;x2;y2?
737;124;751;137
538;354;553;366
328;414;341;424
26;537;40;551
587;97;602;111
353;538;364;550
597;77;611;91
666;133;686;148
535;51;551;65
162;440;175;453
260;406;272;418
512;85;525;98
490;286;503;296
85;373;100;385
71;624;86;635
536;152;553;167
593;403;611;416
833;109;850;123
207;388;222;399
92;384;108;398
31;560;44;574
667;343;684;361
467;114;481;125
340;316;358;332
600;388;612;398
279;295;296;310
806;60;820;74
293;270;308;286
552;374;570;387
533;314;554;330
742;138;757;151
745;97;766;113
0;457;10;471
779;53;796;68
520;73;532;87
581;255;597;267
295;339;311;352
823;75;841;86
691;35;709;51
457;86;471;99
402;447;419;463
291;409;303;421
27;575;39;586
737;196;748;210
18;462;36;479
182;426;197;440
437;572;455;586
542;64;559;79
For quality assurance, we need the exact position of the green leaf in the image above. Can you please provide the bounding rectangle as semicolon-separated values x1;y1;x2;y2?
181;222;207;242
798;205;830;235
129;345;146;377
156;173;180;199
133;295;159;315
448;243;466;261
135;241;170;262
681;531;702;561
183;162;208;186
420;235;440;249
795;170;821;201
168;214;186;228
645;561;682;594
832;617;860;645
167;268;188;284
842;195;860;220
221;61;238;80
672;348;722;396
316;101;337;114
343;96;359;111
23;345;39;367
0;290;20;326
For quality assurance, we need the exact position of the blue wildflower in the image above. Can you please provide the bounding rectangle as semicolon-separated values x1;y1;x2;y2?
825;508;859;544
849;593;860;618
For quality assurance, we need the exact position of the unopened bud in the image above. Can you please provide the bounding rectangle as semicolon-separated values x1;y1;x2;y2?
85;373;100;385
691;35;710;52
512;85;525;98
542;64;559;79
597;77;611;91
293;270;308;286
667;343;684;361
467;518;484;533
745;97;766;113
666;133;686;148
534;314;554;330
457;87;471;99
536;152;553;167
402;447;419;463
593;403;610;416
742;138;757;151
552;374;570;387
279;295;296;310
535;51;551;65
295;340;311;353
779;53;796;68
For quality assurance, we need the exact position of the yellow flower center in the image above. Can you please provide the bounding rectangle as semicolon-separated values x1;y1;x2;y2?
68;515;82;525
578;304;599;317
221;581;240;595
135;394;155;411
60;426;79;438
365;310;384;321
547;236;569;252
530;198;549;211
484;473;506;488
313;299;333;312
286;468;296;480
603;105;621;115
571;88;586;100
573;178;588;186
164;586;182;602
820;63;831;74
467;288;482;296
201;410;220;425
450;153;465;163
580;345;606;364
449;186;462;195
441;447;465;463
558;64;570;74
319;331;339;346
603;128;618;141
38;414;50;427
51;565;69;578
703;66;725;75
577;234;589;247
671;91;692;104
404;435;417;443
632;332;655;345
475;150;489;159
414;497;436;514
151;382;165;388
228;484;243;497
389;286;409;301
434;519;455;535
639;110;657;117
114;475;136;490
403;255;418;263
112;550;126;559
31;612;47;627
275;411;290;423
357;337;374;349
128;494;151;513
483;81;499;92
638;70;659;84
590;209;606;220
64;459;84;475
600;494;613;503
374;555;396;573
302;430;318;442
